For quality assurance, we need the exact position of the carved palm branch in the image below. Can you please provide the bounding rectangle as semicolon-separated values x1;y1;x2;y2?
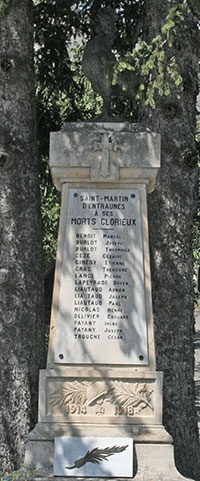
50;381;89;407
50;380;108;408
111;382;153;412
65;445;128;469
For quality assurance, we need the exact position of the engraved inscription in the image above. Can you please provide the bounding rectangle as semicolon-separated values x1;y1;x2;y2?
55;189;148;365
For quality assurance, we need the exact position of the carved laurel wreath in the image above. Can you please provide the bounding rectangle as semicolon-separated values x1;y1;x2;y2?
50;380;153;413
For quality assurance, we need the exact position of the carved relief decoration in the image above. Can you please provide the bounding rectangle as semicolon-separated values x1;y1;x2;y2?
110;381;153;415
50;381;90;407
50;379;154;417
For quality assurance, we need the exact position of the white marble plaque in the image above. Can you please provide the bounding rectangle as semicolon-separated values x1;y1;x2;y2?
53;436;133;477
55;189;148;365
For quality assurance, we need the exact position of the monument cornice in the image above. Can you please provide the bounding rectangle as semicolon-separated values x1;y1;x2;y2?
50;122;160;192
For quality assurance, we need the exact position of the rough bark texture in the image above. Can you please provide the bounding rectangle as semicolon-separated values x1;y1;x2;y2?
141;1;200;479
0;0;46;472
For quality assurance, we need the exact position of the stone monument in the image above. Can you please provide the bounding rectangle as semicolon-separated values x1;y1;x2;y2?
24;121;193;481
24;8;194;481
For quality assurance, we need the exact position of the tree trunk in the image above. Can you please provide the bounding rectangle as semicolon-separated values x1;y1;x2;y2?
141;1;200;478
0;0;46;471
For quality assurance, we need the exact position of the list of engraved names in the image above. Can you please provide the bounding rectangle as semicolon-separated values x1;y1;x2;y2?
55;189;148;365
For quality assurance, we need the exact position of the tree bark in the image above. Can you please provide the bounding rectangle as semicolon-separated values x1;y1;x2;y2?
0;0;46;471
141;1;200;478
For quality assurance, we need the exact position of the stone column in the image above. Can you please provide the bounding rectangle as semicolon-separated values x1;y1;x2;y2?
25;122;193;481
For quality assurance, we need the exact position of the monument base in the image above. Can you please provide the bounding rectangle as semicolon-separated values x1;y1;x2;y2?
24;423;192;481
23;367;194;480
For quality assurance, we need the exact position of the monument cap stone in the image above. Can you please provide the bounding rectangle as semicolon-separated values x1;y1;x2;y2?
50;122;160;191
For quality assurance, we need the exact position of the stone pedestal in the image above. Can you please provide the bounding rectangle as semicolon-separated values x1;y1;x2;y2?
25;122;193;480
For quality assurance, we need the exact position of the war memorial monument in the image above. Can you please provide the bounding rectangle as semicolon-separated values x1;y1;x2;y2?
24;8;194;481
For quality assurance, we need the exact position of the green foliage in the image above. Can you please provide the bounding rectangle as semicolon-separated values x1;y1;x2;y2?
34;1;105;268
35;0;191;122
34;0;199;269
112;1;189;109
161;5;184;47
40;157;61;270
0;466;41;481
0;0;10;15
34;0;144;139
34;0;145;268
187;0;200;17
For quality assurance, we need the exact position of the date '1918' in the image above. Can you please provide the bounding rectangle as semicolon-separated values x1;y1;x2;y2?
63;404;136;416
